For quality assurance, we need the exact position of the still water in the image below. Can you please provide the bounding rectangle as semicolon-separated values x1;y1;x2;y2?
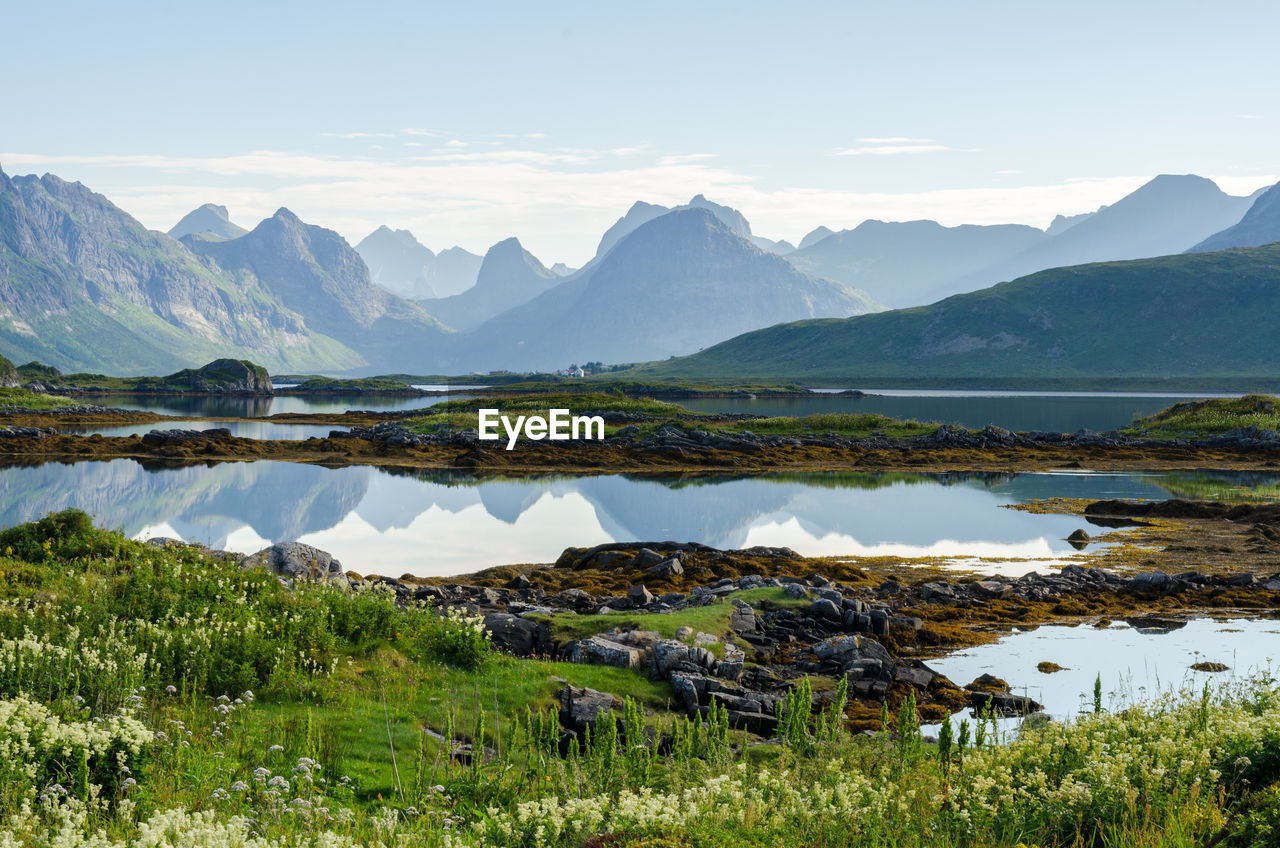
1;462;1275;578
925;618;1280;734
59;421;339;440
87;391;478;417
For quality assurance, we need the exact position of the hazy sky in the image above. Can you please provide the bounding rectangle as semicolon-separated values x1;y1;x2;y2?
3;0;1279;264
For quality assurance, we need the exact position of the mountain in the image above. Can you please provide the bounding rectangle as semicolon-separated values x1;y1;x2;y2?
168;204;248;240
752;236;796;255
594;201;672;259
416;237;560;331
593;195;793;260
550;262;575;276
1189;182;1280;252
631;243;1280;383
1045;211;1095;237
966;175;1255;286
0;167;367;373
798;226;835;250
355;226;438;299
434;246;484;296
455;208;881;369
786;219;1047;308
355;228;484;299
183;209;452;371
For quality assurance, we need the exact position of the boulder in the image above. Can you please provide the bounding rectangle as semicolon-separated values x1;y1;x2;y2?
631;548;666;569
558;686;620;732
646;557;684;577
565;635;643;670
483;613;547;656
810;598;842;621
627;584;655;606
241;542;343;582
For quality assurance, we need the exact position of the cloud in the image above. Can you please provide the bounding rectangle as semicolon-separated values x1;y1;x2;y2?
320;132;395;139
855;137;937;144
833;144;950;156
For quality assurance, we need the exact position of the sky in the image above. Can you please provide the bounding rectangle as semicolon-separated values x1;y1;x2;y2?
3;0;1279;265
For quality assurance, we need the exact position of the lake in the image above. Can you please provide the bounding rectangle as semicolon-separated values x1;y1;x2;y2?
1;462;1275;578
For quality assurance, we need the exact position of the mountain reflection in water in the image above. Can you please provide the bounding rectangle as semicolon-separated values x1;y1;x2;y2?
0;461;1276;577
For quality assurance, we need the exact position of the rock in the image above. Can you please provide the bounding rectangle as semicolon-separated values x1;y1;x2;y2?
970;580;1011;599
674;625;694;640
966;689;1042;716
565;635;643;670
631;548;666;569
693;631;718;646
1191;661;1230;672
627;584;655;606
507;573;532;590
967;673;1010;693
646;557;684;577
729;603;758;634
240;541;343;582
483;613;547;656
810;598;842;621
141;428;234;443
784;583;809;599
813;634;892;666
558;686;620;732
1127;571;1176;592
892;660;939;689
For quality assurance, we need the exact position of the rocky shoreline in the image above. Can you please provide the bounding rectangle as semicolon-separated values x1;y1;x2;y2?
199;514;1280;736
2;415;1280;473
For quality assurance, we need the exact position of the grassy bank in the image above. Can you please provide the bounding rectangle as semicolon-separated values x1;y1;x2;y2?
0;511;1279;846
1124;394;1280;439
0;387;76;410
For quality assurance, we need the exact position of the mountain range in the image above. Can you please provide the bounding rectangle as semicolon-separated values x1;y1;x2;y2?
416;237;561;332
4;161;1280;379
788;175;1266;308
635;242;1280;383
354;226;482;300
454;208;879;369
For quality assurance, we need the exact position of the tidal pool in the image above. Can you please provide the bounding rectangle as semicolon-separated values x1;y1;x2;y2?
924;617;1280;735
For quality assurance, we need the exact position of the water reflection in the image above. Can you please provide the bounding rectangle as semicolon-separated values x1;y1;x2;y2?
60;421;339;440
80;393;474;417
1;463;1277;577
924;618;1280;734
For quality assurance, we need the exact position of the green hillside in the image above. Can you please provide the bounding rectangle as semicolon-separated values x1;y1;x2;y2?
628;244;1280;384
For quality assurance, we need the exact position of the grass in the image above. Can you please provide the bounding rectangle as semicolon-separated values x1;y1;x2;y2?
2;511;1280;847
1123;394;1280;439
527;588;808;646
0;387;76;409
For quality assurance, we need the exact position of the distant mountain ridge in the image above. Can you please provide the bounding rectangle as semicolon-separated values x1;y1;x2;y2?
786;219;1047;308
593;195;793;261
354;226;482;299
1189;181;1280;252
453;207;881;370
169;204;247;240
416;237;560;331
633;243;1280;383
183;209;452;371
